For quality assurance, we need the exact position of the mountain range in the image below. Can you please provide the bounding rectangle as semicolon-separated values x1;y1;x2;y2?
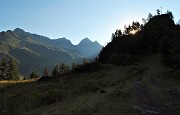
0;28;102;76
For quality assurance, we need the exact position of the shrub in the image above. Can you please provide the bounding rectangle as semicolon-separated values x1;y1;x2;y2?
74;62;101;73
29;72;39;79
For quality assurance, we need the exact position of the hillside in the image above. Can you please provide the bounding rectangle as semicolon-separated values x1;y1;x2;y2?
0;29;102;76
98;14;180;68
0;54;179;114
0;30;74;76
13;28;103;58
77;38;103;58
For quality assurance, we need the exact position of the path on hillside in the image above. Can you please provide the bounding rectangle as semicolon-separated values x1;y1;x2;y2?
132;54;180;115
133;67;162;114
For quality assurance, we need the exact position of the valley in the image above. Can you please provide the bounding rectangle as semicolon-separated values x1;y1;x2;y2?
0;29;102;76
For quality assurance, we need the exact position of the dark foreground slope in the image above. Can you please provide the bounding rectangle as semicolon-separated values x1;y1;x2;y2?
0;54;179;115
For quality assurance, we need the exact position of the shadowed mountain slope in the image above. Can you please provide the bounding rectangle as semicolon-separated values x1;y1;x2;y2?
0;29;102;76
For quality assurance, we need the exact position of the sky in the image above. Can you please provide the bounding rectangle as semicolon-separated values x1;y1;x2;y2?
0;0;180;45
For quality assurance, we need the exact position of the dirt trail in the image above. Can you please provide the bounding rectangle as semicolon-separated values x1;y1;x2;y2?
133;67;162;114
133;54;180;114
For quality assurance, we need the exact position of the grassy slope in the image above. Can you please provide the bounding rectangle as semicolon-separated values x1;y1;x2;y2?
0;54;179;115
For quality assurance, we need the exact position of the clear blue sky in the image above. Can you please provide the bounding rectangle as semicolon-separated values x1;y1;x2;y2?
0;0;180;45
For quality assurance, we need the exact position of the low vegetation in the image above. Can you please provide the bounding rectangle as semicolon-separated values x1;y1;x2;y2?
0;54;179;114
0;10;180;114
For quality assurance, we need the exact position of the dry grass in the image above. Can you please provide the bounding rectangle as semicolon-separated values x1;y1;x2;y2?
0;78;38;85
0;54;179;115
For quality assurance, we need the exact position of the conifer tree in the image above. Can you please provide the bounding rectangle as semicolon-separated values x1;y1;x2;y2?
59;63;69;74
0;59;19;80
29;72;39;79
8;59;19;80
72;62;77;70
0;58;8;79
52;65;59;76
148;13;153;21
156;9;160;15
43;67;49;77
166;10;174;20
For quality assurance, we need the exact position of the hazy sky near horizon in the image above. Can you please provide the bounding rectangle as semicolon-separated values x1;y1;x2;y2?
0;0;180;45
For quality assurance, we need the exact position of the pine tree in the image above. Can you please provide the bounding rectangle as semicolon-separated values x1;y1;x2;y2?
8;59;19;80
148;13;153;21
29;72;39;79
60;63;65;74
156;9;160;15
166;10;174;20
118;29;122;37
43;67;49;77
0;59;19;80
0;58;7;79
142;18;147;25
52;65;59;76
59;63;69;74
72;62;78;70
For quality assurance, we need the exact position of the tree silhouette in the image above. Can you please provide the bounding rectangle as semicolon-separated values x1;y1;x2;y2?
0;59;19;80
43;67;49;77
52;64;59;76
8;59;19;80
148;13;153;21
59;63;69;74
111;33;115;41
123;22;141;35
29;72;39;79
112;29;122;41
166;10;174;20
156;9;160;15
0;58;8;79
142;18;147;25
72;62;78;70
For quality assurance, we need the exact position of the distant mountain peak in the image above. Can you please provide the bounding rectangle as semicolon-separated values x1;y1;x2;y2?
93;40;99;44
6;30;13;33
78;38;92;45
58;37;70;41
83;37;91;41
13;28;26;34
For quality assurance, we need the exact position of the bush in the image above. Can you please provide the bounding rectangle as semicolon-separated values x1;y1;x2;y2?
29;72;39;79
74;62;101;73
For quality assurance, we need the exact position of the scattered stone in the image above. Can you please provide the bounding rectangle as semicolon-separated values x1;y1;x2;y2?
134;81;142;84
132;105;142;111
146;110;159;114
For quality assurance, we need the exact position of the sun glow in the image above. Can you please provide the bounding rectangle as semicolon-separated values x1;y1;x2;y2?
130;29;137;35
